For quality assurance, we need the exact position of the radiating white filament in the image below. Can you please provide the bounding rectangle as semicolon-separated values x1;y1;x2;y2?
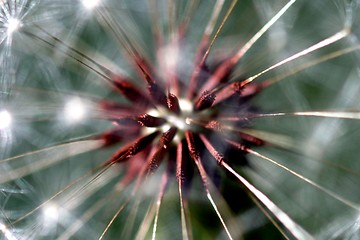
242;29;350;86
0;140;103;184
222;162;314;240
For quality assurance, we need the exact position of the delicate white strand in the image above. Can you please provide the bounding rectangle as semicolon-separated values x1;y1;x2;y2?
221;162;314;240
0;140;103;184
248;111;360;120
241;29;350;86
246;148;360;211
234;0;297;62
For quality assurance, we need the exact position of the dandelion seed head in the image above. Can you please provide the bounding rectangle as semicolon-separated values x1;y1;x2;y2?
1;0;360;239
63;98;87;124
0;110;12;130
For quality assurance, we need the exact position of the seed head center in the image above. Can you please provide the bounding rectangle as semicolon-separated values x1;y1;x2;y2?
145;98;194;141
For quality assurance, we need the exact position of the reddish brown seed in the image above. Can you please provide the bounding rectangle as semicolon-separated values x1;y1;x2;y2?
199;134;225;165
108;131;160;164
195;90;216;111
100;127;140;147
137;114;167;127
204;120;222;131
146;147;167;175
148;82;169;107
185;131;200;162
111;75;151;105
238;132;265;146
160;127;178;148
98;100;139;113
198;56;236;96
134;54;157;85
167;93;181;114
176;140;194;196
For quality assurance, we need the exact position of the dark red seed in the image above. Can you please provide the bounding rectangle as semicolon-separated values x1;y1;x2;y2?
194;91;216;111
148;82;168;107
167;93;181;114
100;127;139;147
199;134;225;165
160;127;178;148
137;114;167;127
111;75;151;106
185;131;200;161
198;56;235;95
238;132;265;146
176;140;194;196
108;131;160;164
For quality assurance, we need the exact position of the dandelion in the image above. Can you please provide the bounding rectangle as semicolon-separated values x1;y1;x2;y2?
1;0;360;239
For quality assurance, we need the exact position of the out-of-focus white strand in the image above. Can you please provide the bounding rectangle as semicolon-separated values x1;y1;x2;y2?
204;0;225;36
0;223;17;240
0;140;103;184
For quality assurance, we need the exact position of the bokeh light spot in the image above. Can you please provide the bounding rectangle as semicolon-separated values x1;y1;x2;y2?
0;110;12;130
64;98;87;123
6;18;20;35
